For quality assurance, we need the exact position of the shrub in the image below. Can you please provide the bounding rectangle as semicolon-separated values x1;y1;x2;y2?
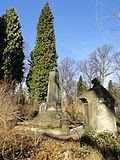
63;103;85;127
59;145;90;159
116;115;120;136
0;81;18;131
0;81;20;159
80;132;120;159
0;131;81;160
0;131;37;159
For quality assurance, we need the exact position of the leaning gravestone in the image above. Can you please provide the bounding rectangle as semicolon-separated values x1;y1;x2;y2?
79;78;117;135
19;68;69;136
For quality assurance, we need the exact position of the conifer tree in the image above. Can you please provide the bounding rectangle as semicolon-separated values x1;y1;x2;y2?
27;3;58;102
0;16;6;79
108;80;115;97
1;8;24;84
77;75;86;97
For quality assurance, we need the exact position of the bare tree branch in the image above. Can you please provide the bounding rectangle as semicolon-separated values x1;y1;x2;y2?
58;57;78;104
78;44;116;86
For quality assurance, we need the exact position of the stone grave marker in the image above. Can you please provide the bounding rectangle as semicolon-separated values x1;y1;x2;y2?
80;78;117;135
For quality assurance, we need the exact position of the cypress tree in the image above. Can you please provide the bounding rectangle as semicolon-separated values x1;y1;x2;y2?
1;8;24;84
27;2;58;102
108;80;115;97
77;75;86;97
0;16;6;79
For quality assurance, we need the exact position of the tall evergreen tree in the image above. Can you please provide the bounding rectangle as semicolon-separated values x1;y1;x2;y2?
108;80;115;97
27;2;58;102
77;75;86;97
0;16;6;78
1;8;24;84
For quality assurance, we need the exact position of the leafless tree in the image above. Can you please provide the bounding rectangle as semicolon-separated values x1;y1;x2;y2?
78;58;95;88
90;44;115;85
111;82;120;114
78;44;116;87
58;57;78;104
113;52;120;83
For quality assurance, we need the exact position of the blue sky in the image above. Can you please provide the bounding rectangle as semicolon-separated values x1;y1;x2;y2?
0;0;120;62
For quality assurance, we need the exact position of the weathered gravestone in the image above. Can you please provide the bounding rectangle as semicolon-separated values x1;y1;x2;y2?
47;67;61;110
79;78;117;135
19;68;69;136
39;67;61;112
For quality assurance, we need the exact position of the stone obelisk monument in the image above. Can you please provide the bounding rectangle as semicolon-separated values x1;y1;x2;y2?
19;68;69;136
46;67;61;111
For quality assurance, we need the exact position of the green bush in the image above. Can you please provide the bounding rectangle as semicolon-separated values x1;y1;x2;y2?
80;132;120;159
116;116;120;136
60;145;90;159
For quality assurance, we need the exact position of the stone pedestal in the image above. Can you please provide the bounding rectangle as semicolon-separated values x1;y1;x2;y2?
18;110;69;136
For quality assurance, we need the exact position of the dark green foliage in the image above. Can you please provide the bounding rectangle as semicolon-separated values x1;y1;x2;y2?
27;2;58;102
108;80;115;97
1;8;24;83
108;80;120;114
117;120;120;135
80;132;120;160
77;75;86;97
0;16;6;79
60;146;90;159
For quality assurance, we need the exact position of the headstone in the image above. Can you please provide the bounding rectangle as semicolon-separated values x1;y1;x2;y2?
80;78;117;135
38;67;61;113
47;67;61;111
39;102;47;113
